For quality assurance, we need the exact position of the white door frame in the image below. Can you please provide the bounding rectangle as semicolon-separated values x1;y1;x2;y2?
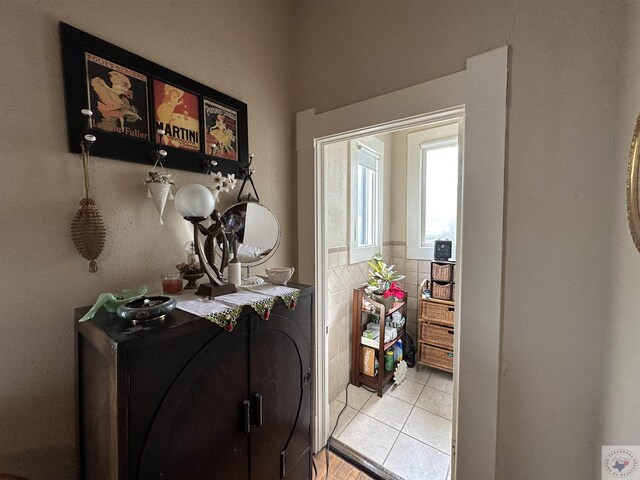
296;46;508;480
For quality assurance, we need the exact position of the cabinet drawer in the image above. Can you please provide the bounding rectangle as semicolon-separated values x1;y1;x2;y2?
420;343;454;372
420;300;454;326
431;281;454;301
431;262;454;282
420;322;454;349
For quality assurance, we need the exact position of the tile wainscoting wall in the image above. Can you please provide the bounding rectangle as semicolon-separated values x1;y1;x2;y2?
326;246;368;402
327;242;434;402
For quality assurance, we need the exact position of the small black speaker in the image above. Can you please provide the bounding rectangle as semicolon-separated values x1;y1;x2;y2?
434;240;452;261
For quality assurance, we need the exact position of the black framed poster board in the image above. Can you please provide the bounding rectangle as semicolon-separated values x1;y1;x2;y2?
60;22;248;175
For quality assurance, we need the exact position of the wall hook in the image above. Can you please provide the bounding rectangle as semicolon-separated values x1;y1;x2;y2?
237;154;259;203
150;129;168;164
203;143;219;174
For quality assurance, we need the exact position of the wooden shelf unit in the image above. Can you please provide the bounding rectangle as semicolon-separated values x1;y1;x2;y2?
350;286;407;397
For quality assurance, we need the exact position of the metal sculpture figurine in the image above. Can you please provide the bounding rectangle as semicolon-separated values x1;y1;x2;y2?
189;210;237;298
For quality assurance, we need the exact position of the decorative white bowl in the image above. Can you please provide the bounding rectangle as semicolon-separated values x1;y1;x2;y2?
265;267;295;286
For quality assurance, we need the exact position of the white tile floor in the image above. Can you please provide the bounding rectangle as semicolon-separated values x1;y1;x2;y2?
330;366;453;480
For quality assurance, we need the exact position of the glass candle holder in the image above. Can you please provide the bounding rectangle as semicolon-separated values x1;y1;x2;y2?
161;273;184;295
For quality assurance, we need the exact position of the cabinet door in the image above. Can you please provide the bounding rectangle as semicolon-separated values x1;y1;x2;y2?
137;321;250;480
249;302;311;480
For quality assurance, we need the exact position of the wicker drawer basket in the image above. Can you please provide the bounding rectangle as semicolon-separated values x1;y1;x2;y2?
420;343;454;372
431;262;454;282
431;281;454;301
420;299;454;326
420;322;454;349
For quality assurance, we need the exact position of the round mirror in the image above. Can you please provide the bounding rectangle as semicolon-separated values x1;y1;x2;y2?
221;202;281;266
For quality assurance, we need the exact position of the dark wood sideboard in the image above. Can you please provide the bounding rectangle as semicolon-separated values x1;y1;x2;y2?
75;283;314;480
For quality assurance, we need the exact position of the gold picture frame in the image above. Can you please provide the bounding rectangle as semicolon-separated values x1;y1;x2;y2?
628;112;640;253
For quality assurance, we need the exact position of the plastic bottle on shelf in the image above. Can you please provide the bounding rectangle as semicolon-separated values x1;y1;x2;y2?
385;348;394;372
395;339;403;362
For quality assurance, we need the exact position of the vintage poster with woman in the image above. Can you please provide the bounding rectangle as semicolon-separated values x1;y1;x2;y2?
153;80;201;152
85;53;150;141
204;99;238;161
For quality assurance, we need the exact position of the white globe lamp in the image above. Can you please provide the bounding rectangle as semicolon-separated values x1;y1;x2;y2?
174;184;216;220
174;183;236;299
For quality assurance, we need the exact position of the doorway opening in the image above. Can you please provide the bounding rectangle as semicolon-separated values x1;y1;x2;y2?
320;111;463;480
298;45;508;480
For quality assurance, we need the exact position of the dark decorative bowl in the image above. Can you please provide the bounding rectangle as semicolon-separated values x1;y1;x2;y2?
117;296;177;324
182;272;205;289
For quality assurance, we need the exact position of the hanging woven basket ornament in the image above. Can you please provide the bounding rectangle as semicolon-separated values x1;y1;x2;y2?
71;109;106;273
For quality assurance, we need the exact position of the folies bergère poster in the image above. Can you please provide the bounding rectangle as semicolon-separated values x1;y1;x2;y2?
85;53;150;141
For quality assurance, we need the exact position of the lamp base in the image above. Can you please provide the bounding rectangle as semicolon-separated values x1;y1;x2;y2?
195;282;237;299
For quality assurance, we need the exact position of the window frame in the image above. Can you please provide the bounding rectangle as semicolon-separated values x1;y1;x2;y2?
406;121;462;260
349;138;383;264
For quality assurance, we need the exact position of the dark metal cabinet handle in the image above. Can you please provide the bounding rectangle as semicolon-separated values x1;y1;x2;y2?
253;393;263;426
242;400;251;434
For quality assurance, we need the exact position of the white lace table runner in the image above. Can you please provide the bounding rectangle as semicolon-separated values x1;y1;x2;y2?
176;284;300;331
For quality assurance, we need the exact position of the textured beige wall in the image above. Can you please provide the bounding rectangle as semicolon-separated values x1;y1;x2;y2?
376;132;394;244
603;0;640;444
1;1;634;478
390;130;408;243
294;1;621;478
0;1;294;477
324;141;349;248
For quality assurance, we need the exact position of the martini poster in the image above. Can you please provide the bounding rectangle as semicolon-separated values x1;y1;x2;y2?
153;80;200;152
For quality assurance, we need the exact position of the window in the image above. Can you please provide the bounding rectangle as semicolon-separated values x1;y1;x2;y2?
421;138;458;249
349;138;383;263
356;162;377;246
406;122;461;260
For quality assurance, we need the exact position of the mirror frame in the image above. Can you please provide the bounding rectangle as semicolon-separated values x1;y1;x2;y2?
628;113;640;253
221;201;281;267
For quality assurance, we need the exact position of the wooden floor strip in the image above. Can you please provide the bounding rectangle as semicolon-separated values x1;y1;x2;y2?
313;449;373;480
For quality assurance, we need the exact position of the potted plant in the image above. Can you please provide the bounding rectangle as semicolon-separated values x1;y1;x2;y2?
144;170;175;225
176;260;204;289
365;254;406;309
